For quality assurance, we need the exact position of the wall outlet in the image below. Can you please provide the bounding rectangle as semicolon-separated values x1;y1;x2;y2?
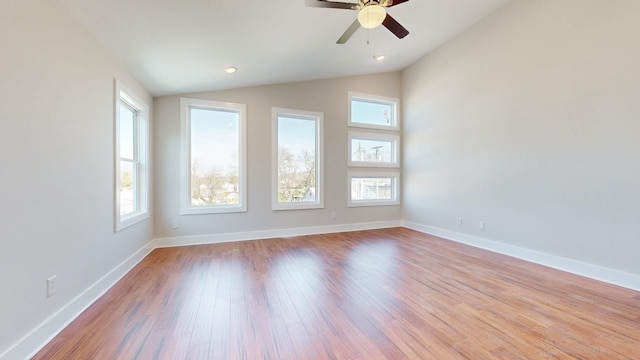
456;217;463;227
172;220;180;229
47;275;57;297
330;211;336;219
479;221;485;230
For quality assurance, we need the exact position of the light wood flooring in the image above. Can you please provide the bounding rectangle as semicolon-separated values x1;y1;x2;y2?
34;228;640;359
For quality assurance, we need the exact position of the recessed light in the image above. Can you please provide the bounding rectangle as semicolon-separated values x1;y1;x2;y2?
225;66;237;74
374;54;385;61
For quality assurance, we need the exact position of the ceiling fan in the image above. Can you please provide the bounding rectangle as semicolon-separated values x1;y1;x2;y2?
306;0;410;44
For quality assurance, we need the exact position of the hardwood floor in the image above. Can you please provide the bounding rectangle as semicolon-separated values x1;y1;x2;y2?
34;228;640;359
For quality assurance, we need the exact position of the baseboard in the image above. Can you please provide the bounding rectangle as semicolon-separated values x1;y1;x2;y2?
402;220;640;292
154;220;402;248
3;221;400;360
1;242;154;360
13;219;635;360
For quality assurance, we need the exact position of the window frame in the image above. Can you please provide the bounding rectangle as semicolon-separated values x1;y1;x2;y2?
180;97;247;215
271;107;324;211
114;79;149;232
348;171;400;207
348;91;400;131
347;91;401;207
348;130;400;168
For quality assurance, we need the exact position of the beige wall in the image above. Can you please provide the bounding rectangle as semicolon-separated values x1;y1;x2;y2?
403;0;640;277
0;1;153;358
5;0;640;357
154;73;402;240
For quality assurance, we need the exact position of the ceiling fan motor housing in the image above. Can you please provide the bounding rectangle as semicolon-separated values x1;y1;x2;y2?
361;0;392;7
306;0;410;44
357;4;387;29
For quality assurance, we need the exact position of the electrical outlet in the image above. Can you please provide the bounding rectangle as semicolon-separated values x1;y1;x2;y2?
456;217;463;227
47;275;57;297
330;211;336;219
172;220;180;229
479;221;485;230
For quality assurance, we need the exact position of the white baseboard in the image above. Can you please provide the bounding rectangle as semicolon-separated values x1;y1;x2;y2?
1;242;154;360
9;219;636;360
154;220;402;248
402;220;640;292
2;220;400;359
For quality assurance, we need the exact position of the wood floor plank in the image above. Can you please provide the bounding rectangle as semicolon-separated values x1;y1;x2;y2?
33;228;640;359
208;295;230;360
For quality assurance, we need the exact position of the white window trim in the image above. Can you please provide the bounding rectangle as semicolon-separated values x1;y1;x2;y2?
180;97;247;215
348;91;400;131
348;130;400;168
348;170;400;207
272;107;324;211
114;79;149;232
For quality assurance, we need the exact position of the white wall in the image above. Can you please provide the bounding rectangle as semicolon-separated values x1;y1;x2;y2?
403;0;640;278
154;73;402;241
0;1;153;358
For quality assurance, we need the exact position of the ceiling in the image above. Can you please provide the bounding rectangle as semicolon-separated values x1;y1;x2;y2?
59;0;509;97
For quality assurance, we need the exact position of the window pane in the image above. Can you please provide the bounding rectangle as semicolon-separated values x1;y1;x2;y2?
119;160;136;216
277;116;317;203
351;98;394;127
119;104;135;159
351;138;393;163
351;177;393;201
190;107;240;207
115;82;149;231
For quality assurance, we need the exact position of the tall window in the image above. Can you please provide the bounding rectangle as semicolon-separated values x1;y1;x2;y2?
115;80;149;231
180;98;247;214
348;92;400;206
272;108;323;210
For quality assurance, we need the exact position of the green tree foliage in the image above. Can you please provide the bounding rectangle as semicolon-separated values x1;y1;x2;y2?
121;171;133;190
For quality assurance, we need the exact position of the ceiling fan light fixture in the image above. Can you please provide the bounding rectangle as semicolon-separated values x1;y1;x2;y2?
357;5;386;29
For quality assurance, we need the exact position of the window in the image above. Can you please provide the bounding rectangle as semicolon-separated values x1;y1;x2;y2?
348;131;399;167
348;171;400;207
114;80;149;231
348;92;399;130
348;92;400;206
272;108;323;210
180;98;247;214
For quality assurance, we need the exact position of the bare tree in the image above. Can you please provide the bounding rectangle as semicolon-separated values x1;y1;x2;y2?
278;147;298;201
277;147;316;202
191;161;233;205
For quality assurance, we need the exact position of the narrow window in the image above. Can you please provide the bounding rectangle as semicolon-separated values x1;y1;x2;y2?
272;108;324;210
115;80;149;231
180;98;247;214
119;102;138;216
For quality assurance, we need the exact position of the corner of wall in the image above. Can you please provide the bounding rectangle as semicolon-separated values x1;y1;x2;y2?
402;220;640;292
1;242;153;360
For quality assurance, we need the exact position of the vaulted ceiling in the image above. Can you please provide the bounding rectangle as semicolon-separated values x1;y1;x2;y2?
59;0;509;96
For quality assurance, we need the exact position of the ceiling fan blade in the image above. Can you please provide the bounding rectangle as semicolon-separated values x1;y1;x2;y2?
337;19;361;44
386;0;409;7
382;14;409;39
305;0;359;10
